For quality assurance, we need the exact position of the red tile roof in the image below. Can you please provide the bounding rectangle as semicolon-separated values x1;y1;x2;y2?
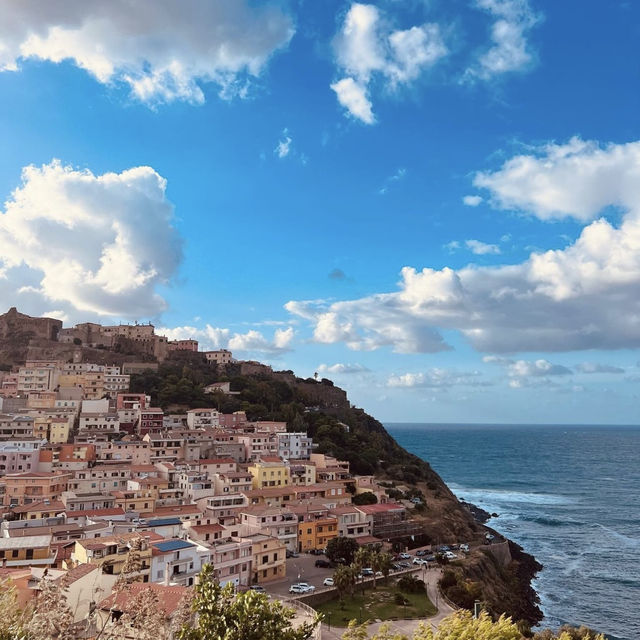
98;583;191;616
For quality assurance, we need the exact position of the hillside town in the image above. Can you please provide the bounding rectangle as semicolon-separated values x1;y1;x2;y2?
0;312;436;637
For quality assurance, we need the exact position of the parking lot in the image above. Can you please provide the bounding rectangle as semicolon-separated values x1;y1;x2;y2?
266;553;335;598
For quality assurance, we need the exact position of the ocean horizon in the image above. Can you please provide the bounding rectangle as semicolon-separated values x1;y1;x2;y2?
386;422;640;640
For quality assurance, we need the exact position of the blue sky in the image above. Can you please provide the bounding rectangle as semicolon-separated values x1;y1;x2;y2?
0;0;639;423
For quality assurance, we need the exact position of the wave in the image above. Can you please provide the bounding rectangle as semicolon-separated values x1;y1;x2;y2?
518;514;584;528
449;484;572;508
593;523;640;547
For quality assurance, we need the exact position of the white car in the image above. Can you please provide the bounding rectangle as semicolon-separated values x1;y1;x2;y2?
323;577;334;587
399;553;411;559
444;551;458;560
413;557;428;565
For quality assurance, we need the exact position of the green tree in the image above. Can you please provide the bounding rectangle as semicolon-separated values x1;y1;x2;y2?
178;565;319;640
533;626;605;640
326;537;360;566
352;492;378;506
334;565;358;600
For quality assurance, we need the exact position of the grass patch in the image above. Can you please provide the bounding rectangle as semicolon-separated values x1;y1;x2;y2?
315;584;437;627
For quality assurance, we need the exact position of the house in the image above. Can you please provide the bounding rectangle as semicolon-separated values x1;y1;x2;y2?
247;457;291;489
95;583;191;638
0;534;56;567
242;533;286;584
297;517;339;552
151;538;209;587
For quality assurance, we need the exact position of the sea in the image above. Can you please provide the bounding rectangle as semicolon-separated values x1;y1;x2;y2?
386;423;640;640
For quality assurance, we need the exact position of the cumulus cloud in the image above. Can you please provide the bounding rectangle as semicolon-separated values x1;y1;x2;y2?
0;0;294;105
317;363;370;374
160;324;294;356
574;362;625;374
466;0;540;80
474;137;640;221
465;239;501;255
274;129;292;159
331;77;375;124
286;137;640;354
387;368;490;389
484;356;572;377
331;3;447;123
463;195;483;206
0;160;181;320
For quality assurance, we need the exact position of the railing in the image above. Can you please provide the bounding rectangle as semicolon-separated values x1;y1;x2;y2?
287;600;322;640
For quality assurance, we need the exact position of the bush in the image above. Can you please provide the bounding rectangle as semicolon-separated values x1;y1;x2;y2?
394;592;410;606
397;575;425;594
352;492;378;505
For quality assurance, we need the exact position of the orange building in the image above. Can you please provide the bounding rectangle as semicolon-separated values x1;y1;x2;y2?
3;471;71;507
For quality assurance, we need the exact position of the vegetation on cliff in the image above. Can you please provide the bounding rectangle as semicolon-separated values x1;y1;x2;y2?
130;353;543;628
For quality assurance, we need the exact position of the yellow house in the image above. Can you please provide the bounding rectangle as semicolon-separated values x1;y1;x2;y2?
0;534;56;566
69;533;151;580
297;517;339;552
112;490;156;513
247;457;290;489
32;417;71;444
244;533;287;584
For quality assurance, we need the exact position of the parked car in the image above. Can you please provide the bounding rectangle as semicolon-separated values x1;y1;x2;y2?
289;585;306;594
460;544;470;553
413;557;428;565
289;583;315;594
409;497;423;504
391;564;402;571
286;550;299;558
425;555;436;562
249;585;266;593
398;561;411;569
323;577;334;587
416;549;427;556
315;559;332;568
361;568;374;576
444;551;458;560
309;548;324;555
399;552;411;559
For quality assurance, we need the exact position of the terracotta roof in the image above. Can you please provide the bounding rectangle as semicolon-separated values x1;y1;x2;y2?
98;583;191;617
11;500;65;514
65;507;125;518
62;563;99;584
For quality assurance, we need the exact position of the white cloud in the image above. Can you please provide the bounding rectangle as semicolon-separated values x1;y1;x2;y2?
463;195;483;206
0;160;181;320
331;77;375;124
332;3;447;123
286;137;640;354
575;362;625;374
474;137;640;221
0;0;294;105
159;324;294;356
444;240;461;252
484;356;572;377
378;167;407;194
387;368;490;389
275;129;292;159
466;0;540;80
317;363;370;374
465;239;501;255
